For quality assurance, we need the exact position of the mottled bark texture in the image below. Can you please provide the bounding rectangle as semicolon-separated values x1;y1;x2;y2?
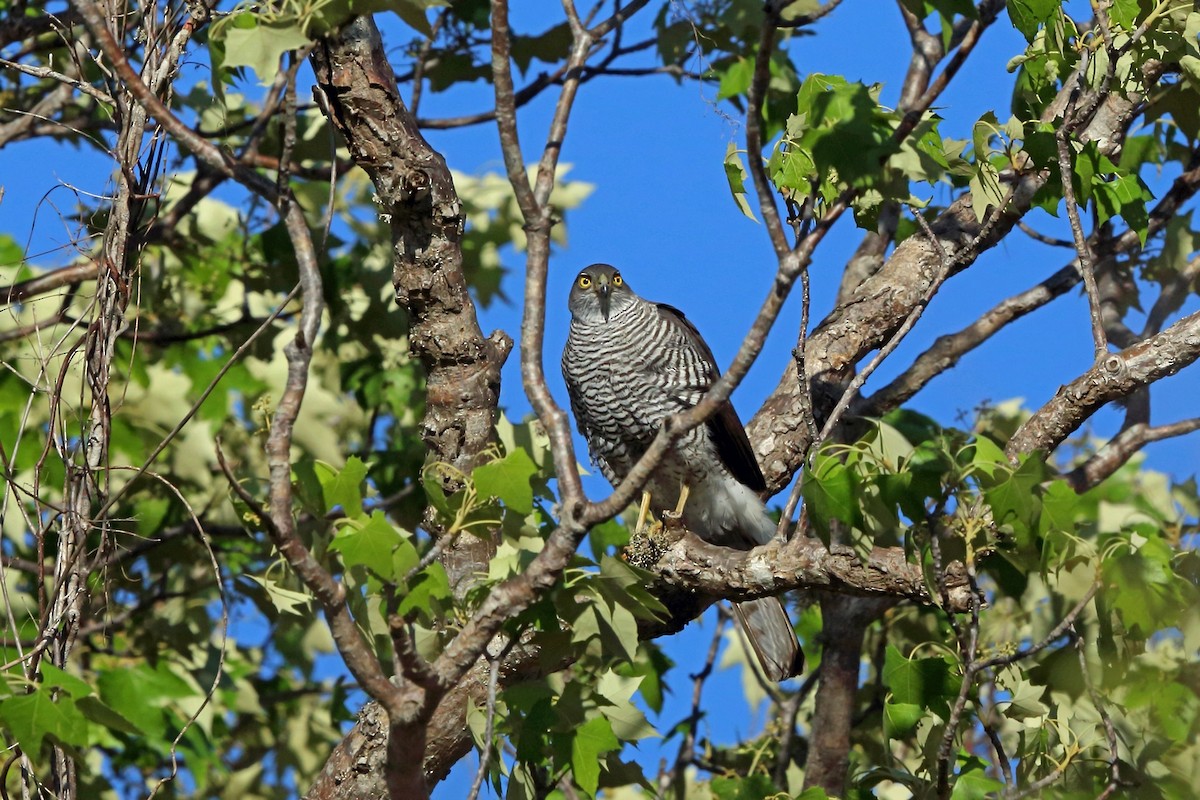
306;17;510;799
310;18;511;592
1007;310;1200;458
626;529;974;612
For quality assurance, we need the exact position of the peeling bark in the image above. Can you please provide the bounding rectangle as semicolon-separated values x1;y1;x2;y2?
310;19;511;591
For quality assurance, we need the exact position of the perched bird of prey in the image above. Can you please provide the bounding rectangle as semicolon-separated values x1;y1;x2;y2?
561;263;803;681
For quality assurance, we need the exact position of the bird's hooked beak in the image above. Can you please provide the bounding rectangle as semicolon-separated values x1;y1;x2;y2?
597;276;612;322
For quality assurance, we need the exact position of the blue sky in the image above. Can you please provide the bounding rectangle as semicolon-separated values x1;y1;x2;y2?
412;5;1199;485
412;4;1199;796
2;2;1197;796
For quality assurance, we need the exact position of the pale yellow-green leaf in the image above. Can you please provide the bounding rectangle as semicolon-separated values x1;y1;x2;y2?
969;161;1005;219
221;19;312;85
596;672;658;740
862;420;915;472
222;764;265;800
247;575;313;617
723;142;759;222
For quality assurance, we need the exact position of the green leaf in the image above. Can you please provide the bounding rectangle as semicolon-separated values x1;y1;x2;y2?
1108;0;1139;29
1006;0;1059;41
76;695;141;736
792;73;897;188
39;664;93;699
984;455;1043;530
473;448;538;515
803;449;860;538
595;672;658;741
723;142;758;222
245;575;314;618
571;715;620;796
884;700;924;738
1102;533;1183;637
218;16;312;85
96;663;193;741
950;755;1005;798
717;57;753;101
330;511;409;581
883;645;961;718
315;456;369;518
969;435;1008;478
1093;173;1152;245
1127;680;1198;742
134;496;172;537
0;688;90;753
397;562;451;618
969;161;1005;218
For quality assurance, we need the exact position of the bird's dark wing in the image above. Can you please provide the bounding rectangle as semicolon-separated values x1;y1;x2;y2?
654;302;767;493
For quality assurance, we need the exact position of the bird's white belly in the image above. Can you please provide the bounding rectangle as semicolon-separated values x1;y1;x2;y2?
644;451;775;549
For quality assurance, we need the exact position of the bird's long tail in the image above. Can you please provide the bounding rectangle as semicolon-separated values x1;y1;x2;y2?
731;597;804;682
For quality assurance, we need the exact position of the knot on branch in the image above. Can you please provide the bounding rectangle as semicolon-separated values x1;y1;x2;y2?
1101;353;1127;380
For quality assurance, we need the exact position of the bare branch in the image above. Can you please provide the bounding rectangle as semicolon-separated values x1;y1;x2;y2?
1007;310;1200;459
1056;109;1109;360
627;528;976;613
750;57;1148;493
1065;417;1200;490
858;261;1080;416
745;10;789;256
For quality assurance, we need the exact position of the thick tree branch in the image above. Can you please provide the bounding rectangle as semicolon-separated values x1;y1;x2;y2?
1007;310;1200;459
749;66;1147;493
628;529;975;612
311;16;511;590
1065;417;1200;490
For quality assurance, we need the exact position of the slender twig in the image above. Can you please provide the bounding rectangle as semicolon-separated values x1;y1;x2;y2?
1066;417;1200;491
744;9;789;256
139;470;228;799
668;610;727;798
893;0;1005;143
935;560;982;799
0;56;114;104
814;205;960;448
1073;626;1122;800
1;260;99;309
975;582;1099;674
408;10;446;116
465;645;505;800
1056;112;1109;361
1017;220;1074;248
489;0;585;513
983;721;1013;789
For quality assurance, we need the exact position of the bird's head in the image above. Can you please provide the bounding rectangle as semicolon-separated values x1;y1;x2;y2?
567;264;634;324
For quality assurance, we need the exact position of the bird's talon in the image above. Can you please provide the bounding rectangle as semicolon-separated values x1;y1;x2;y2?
634;490;653;534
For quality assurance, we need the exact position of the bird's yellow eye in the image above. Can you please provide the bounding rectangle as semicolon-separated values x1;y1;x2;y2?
578;274;592;289
612;273;623;286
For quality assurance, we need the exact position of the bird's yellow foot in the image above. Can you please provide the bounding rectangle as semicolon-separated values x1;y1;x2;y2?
662;483;690;530
634;490;653;533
